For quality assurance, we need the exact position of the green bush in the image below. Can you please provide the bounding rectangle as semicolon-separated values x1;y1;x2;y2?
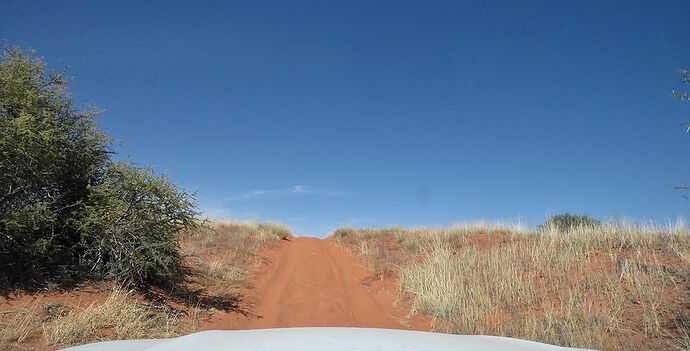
0;47;110;285
79;162;198;286
0;46;197;288
538;213;601;232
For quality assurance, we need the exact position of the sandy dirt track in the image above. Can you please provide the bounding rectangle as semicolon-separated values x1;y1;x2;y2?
233;237;429;330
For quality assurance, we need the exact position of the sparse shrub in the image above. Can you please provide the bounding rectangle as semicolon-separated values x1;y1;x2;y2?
257;223;292;240
204;257;242;282
538;213;601;232
332;227;356;241
397;235;419;253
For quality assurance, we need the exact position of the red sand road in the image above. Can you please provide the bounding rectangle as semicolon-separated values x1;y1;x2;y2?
227;237;429;330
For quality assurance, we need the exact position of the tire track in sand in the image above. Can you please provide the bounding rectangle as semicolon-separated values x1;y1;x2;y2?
239;237;429;330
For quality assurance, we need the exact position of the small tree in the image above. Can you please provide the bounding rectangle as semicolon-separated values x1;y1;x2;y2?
79;162;198;286
0;46;198;288
0;47;110;283
538;213;601;232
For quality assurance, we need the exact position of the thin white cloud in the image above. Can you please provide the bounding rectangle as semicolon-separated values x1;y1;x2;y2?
228;185;349;200
199;206;262;221
243;190;269;198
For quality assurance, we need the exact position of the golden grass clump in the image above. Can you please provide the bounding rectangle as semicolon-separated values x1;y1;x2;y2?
186;220;291;249
335;220;690;351
43;287;179;347
0;306;41;350
181;220;291;292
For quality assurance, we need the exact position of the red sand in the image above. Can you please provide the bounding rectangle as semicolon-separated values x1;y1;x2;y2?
0;236;429;350
204;237;430;330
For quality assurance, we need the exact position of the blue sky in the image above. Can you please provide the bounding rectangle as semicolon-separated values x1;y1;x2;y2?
2;1;690;236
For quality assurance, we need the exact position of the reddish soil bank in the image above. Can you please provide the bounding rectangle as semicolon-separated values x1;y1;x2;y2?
204;237;430;330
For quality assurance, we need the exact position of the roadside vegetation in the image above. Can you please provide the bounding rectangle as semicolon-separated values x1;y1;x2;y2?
42;287;181;346
332;217;690;351
180;220;291;296
0;46;198;290
0;220;290;350
0;45;292;350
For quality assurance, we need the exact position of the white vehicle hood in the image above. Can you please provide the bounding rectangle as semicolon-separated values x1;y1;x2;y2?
62;327;595;351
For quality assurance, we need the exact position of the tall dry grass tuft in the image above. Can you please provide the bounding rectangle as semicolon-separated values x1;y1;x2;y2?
336;220;690;350
0;306;40;350
182;220;291;293
43;287;179;347
185;220;291;250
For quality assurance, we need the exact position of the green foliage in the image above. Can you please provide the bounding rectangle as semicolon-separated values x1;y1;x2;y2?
0;47;110;284
538;213;601;232
79;162;198;286
0;46;197;288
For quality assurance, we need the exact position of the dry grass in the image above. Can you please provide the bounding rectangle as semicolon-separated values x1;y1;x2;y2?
184;220;291;251
0;305;41;350
181;220;291;293
43;287;179;347
0;219;291;350
333;220;690;351
0;287;186;350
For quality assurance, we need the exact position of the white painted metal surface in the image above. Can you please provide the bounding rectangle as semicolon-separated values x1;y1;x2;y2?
61;327;595;351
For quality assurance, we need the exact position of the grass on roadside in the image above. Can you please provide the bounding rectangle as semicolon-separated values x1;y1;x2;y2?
181;220;291;293
0;219;291;350
43;287;180;347
0;306;41;350
332;220;690;351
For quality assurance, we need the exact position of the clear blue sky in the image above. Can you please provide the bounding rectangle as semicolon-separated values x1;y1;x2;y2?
2;1;690;236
